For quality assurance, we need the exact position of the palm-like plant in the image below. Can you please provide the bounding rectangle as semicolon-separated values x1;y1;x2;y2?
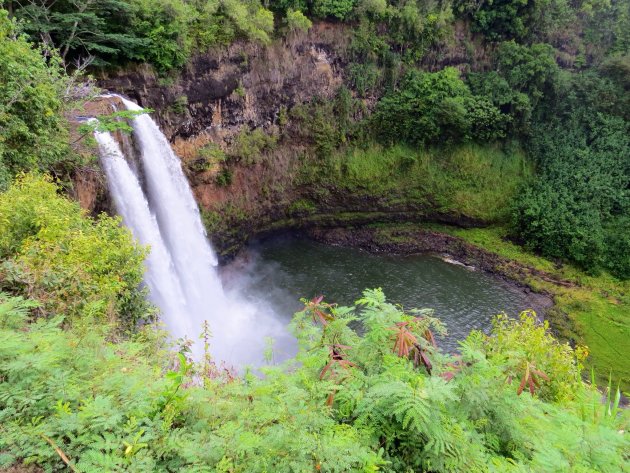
388;318;436;373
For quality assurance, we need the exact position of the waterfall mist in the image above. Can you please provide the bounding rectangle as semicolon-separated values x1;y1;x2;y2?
94;99;296;367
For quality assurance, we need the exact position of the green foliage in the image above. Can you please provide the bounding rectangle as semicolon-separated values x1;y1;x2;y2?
511;72;630;277
457;0;573;41
0;174;148;325
352;0;454;62
7;0;275;70
10;0;149;65
464;96;510;141
1;289;627;472
381;0;454;62
347;62;381;97
128;0;195;71
215;167;233;186
477;311;585;403
201;141;227;161
215;0;275;44
348;18;390;64
318;142;531;222
187;142;226;173
270;0;308;16
312;0;356;20
287;198;317;215
467;71;533;134
289;91;362;158
495;41;558;110
230;127;277;165
168;95;188;114
0;292;39;329
285;8;312;32
599;55;630;118
372;67;507;146
78;109;152;137
464;42;558;137
0;11;70;189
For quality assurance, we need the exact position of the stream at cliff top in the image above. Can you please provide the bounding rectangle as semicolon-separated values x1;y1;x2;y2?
222;235;536;356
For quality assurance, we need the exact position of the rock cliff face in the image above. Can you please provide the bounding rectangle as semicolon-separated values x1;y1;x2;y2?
88;21;491;255
99;23;349;140
92;24;352;253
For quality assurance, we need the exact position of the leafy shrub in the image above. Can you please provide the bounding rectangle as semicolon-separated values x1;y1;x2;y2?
348;0;455;63
312;0;356;20
467;71;533;134
187;141;227;173
347;62;381;97
288;92;361;159
348;19;391;63
287;198;316;215
270;0;309;16
382;0;454;62
476;311;585;403
230;128;277;165
457;0;573;41
0;12;70;189
496;41;558;108
199;142;227;163
215;167;233;186
189;0;274;49
603;217;630;279
169;95;189;114
285;9;312;32
464;96;510;141
0;289;627;472
372;67;507;146
0;174;148;325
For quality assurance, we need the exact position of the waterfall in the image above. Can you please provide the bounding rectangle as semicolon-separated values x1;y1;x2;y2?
93;129;194;342
94;98;293;366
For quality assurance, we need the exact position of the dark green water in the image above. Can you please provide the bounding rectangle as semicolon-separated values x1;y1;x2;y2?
223;236;537;356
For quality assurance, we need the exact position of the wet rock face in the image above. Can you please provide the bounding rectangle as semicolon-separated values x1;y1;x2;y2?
98;23;349;142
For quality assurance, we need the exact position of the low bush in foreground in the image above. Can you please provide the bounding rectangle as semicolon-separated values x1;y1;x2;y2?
0;289;627;472
0;174;149;327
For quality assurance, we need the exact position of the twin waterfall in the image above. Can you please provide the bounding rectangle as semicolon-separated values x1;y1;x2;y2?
94;97;286;365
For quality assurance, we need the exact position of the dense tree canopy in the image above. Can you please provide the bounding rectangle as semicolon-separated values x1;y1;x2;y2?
0;10;69;189
6;0;276;70
372;67;509;146
512;99;630;278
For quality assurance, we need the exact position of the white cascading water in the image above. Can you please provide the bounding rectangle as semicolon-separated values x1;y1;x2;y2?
94;98;292;366
93;128;195;341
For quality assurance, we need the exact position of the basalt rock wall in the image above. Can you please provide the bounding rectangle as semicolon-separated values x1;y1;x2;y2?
85;21;492;255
